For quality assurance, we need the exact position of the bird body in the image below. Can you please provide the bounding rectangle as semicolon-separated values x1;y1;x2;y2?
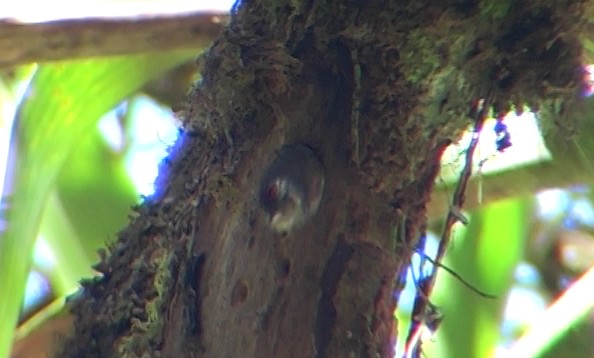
259;144;325;233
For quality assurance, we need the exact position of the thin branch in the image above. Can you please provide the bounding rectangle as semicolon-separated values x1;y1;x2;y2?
415;250;496;299
433;96;490;285
404;97;491;358
0;12;228;68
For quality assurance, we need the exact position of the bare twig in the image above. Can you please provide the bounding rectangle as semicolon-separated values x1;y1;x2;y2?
414;250;496;299
434;96;490;271
404;96;491;358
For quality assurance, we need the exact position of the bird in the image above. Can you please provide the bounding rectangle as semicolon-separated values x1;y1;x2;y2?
259;144;325;234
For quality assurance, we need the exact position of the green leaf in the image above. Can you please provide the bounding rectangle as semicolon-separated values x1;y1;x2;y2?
55;125;138;261
430;198;529;358
0;49;197;358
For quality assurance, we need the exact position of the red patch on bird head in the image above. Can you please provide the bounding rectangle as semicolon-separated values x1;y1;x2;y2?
265;183;280;201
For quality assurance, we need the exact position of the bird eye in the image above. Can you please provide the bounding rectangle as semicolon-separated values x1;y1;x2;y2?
266;183;279;201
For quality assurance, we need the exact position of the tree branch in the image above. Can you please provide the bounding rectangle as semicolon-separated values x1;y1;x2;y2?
0;12;228;68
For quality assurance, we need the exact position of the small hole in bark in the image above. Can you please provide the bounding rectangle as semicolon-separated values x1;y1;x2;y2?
231;280;248;306
277;259;291;278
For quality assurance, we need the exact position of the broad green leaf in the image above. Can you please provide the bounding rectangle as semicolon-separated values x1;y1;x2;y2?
38;190;96;295
472;198;527;357
429;198;528;358
0;49;197;358
55;125;138;261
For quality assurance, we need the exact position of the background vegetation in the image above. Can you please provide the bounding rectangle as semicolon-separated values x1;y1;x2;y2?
2;1;594;357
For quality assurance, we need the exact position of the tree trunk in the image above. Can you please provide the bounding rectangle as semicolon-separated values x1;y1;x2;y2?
59;1;584;357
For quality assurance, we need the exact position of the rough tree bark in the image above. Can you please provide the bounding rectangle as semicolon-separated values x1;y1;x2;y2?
59;0;585;357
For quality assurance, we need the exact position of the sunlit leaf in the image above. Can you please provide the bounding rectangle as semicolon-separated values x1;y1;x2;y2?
429;198;528;358
0;49;197;358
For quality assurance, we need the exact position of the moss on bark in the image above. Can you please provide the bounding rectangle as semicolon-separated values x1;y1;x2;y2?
60;1;586;357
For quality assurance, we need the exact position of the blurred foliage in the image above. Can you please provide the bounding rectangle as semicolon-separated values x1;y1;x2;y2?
0;49;198;358
428;198;529;358
3;8;594;358
56;127;138;259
